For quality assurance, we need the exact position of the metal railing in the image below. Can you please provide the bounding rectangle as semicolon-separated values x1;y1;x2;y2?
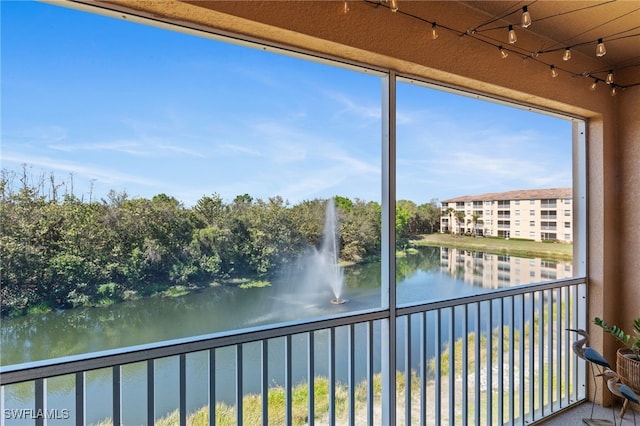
1;278;587;425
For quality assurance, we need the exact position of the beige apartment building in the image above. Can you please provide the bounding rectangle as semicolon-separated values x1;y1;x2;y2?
441;188;572;243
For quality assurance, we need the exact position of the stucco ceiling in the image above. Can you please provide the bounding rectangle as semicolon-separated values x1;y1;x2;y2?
72;0;640;89
457;1;640;87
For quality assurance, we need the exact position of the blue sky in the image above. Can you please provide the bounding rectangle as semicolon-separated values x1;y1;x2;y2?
1;1;572;206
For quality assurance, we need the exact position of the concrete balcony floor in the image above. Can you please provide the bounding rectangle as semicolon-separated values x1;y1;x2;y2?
540;401;638;426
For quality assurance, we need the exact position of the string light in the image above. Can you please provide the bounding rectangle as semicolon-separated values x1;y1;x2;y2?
359;0;638;93
342;1;349;14
521;6;532;28
596;38;606;57
508;25;517;44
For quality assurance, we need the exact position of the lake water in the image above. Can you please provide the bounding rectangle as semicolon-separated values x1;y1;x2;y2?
0;246;572;424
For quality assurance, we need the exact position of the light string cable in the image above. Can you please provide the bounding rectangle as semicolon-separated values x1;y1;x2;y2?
535;3;639;52
467;1;534;35
360;0;640;89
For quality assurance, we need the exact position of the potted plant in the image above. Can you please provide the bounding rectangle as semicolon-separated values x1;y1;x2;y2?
594;316;640;395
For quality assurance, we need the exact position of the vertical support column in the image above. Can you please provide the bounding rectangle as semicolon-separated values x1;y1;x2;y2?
348;324;355;425
498;299;504;425
435;310;441;424
236;345;243;425
528;294;535;418
329;328;336;426
209;349;216;426
487;300;493;425
462;305;468;426
308;333;315;426
113;366;121;426
448;308;455;424
35;379;45;426
475;304;481;426
76;372;85;426
404;316;411;425
180;354;187;426
285;335;292;426
381;69;397;426
367;321;374;425
420;313;427;426
509;296;515;423
262;340;269;426
1;383;5;426
147;361;154;425
572;120;587;278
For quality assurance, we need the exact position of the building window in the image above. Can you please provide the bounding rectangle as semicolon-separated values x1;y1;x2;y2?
564;222;571;228
529;232;536;238
564;233;571;240
530;210;535;216
564;198;571;204
530;200;536;205
564;210;571;216
530;221;535;226
515;200;520;205
515;210;520;216
515;220;520;226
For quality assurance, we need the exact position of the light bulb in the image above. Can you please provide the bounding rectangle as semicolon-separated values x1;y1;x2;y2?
431;23;439;40
521;6;532;28
508;25;517;44
596;38;606;57
550;65;558;78
606;71;614;84
499;46;508;59
611;86;617;96
342;1;349;14
563;48;572;61
590;80;598;91
389;0;398;12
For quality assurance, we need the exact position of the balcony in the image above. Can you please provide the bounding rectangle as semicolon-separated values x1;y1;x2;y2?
1;1;637;425
1;279;589;425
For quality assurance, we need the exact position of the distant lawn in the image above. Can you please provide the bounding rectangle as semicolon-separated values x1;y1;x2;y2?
412;233;573;261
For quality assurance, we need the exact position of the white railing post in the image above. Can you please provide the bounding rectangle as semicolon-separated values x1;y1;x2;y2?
381;70;397;425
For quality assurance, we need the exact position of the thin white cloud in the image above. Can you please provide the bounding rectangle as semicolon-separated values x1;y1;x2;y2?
1;152;161;187
219;144;263;157
48;140;205;158
3;126;69;144
324;91;380;121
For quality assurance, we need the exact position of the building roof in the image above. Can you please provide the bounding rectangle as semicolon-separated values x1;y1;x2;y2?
441;188;572;204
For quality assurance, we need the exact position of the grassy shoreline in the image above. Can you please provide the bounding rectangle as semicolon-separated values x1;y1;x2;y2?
411;233;573;261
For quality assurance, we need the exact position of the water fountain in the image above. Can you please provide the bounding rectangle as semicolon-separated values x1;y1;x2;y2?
320;198;346;304
272;198;346;310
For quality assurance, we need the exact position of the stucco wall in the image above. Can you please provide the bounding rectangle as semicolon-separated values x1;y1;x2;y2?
618;86;640;327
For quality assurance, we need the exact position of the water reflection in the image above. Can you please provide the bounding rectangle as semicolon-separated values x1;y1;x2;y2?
439;247;572;288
